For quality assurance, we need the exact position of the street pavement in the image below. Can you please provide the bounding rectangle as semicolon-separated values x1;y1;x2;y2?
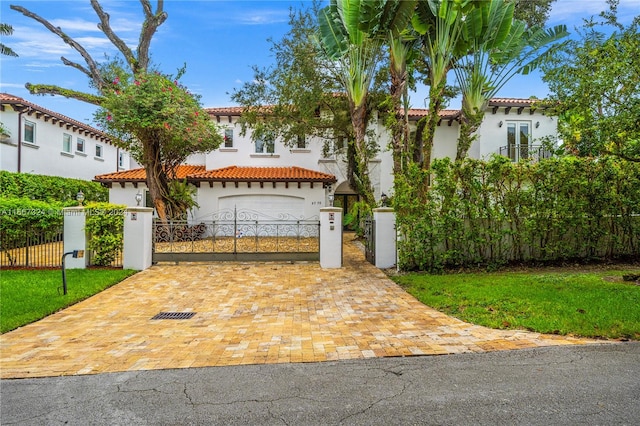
2;342;639;425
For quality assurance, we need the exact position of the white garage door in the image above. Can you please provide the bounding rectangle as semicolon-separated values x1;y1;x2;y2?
218;195;305;219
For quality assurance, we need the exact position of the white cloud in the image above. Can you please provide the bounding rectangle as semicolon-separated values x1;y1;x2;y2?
549;0;640;26
234;9;290;25
49;18;102;33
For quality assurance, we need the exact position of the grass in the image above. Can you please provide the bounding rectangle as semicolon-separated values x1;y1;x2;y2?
1;268;136;334
392;268;640;340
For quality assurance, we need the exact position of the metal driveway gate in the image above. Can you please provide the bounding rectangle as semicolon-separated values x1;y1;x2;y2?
363;216;375;265
152;208;320;262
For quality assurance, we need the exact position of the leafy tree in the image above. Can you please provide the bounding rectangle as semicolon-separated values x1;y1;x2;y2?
230;2;373;198
541;2;640;162
0;23;18;57
512;0;557;29
10;1;221;220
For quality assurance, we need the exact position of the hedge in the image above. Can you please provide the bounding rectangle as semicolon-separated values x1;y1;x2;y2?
0;171;108;204
395;156;640;272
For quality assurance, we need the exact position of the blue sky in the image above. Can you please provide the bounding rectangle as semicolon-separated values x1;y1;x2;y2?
1;0;638;126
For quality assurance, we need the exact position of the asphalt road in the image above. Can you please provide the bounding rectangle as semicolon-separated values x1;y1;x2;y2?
1;342;639;425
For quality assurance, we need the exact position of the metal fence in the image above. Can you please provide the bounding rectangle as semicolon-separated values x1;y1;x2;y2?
1;225;122;268
499;145;553;162
1;225;64;268
153;209;321;262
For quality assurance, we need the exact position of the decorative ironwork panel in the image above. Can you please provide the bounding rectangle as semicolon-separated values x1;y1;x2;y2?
153;209;320;261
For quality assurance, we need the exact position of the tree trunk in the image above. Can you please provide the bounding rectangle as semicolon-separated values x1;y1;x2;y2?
421;80;447;169
350;102;376;207
142;138;170;221
456;109;484;161
388;58;409;176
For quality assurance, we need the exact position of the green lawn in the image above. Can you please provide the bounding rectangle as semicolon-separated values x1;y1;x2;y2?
1;269;136;334
392;268;640;340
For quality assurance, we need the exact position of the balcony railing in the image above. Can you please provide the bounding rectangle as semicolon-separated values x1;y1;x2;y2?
499;145;553;162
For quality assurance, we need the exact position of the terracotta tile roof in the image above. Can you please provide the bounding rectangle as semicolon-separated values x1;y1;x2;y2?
0;93;112;143
487;98;539;107
407;109;460;119
190;166;336;183
94;165;336;184
94;165;206;182
205;98;543;119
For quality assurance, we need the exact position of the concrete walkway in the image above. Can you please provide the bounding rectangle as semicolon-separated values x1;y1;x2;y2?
0;237;606;379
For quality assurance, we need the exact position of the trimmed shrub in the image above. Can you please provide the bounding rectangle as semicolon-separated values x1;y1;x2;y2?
395;156;640;272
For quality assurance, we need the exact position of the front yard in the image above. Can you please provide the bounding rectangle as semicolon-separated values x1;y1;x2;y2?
1;269;136;333
392;266;640;340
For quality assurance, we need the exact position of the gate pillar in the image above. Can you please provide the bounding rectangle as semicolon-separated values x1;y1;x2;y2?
123;207;154;270
63;207;87;269
373;207;396;269
320;207;343;268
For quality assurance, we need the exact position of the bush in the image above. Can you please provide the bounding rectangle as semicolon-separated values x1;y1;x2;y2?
85;202;126;266
0;171;108;204
395;156;640;271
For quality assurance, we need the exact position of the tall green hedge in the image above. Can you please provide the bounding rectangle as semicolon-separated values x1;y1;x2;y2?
0;171;108;204
395;156;640;272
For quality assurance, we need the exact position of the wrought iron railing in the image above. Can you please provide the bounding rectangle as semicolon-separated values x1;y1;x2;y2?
1;225;64;267
153;209;321;262
499;145;553;162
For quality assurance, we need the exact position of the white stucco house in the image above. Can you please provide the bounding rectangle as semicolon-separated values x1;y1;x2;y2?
0;93;133;180
95;98;557;220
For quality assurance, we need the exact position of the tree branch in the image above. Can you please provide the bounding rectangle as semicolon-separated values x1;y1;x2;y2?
10;5;105;91
90;0;138;73
25;83;104;106
61;57;92;79
137;0;168;72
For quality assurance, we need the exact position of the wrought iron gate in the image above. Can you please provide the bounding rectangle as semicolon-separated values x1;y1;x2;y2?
152;208;320;262
363;216;375;265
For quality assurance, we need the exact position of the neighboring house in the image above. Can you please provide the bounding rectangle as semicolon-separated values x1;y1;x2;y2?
94;98;557;219
0;93;133;180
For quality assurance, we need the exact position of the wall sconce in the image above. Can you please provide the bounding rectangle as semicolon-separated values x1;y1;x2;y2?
76;190;84;206
380;193;389;207
535;121;540;128
135;190;143;206
498;121;503;128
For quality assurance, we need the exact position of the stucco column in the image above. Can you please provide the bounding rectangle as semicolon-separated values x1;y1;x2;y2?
373;207;396;269
63;207;87;269
123;207;154;271
320;207;343;268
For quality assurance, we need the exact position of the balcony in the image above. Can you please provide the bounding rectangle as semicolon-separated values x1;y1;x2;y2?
499;145;553;162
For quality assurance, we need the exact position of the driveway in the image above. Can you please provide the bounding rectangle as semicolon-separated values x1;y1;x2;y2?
0;237;606;378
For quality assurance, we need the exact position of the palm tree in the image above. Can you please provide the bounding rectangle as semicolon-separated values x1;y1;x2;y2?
453;0;568;160
1;23;18;57
412;0;472;169
317;0;385;207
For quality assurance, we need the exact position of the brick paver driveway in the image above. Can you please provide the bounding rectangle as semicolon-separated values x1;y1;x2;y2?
0;237;605;378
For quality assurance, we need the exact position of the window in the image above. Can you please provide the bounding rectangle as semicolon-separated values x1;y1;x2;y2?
95;144;103;158
255;134;275;154
76;138;85;153
23;120;35;143
62;133;72;153
296;134;306;149
118;151;125;168
224;129;233;148
506;122;530;161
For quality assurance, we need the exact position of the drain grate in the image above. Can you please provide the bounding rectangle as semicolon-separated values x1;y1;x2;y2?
151;312;196;320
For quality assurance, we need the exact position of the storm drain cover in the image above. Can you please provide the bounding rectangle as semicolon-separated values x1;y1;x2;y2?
151;312;196;320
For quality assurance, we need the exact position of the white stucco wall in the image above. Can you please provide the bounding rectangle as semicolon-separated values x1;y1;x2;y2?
194;182;326;221
474;110;557;159
0;107;131;180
